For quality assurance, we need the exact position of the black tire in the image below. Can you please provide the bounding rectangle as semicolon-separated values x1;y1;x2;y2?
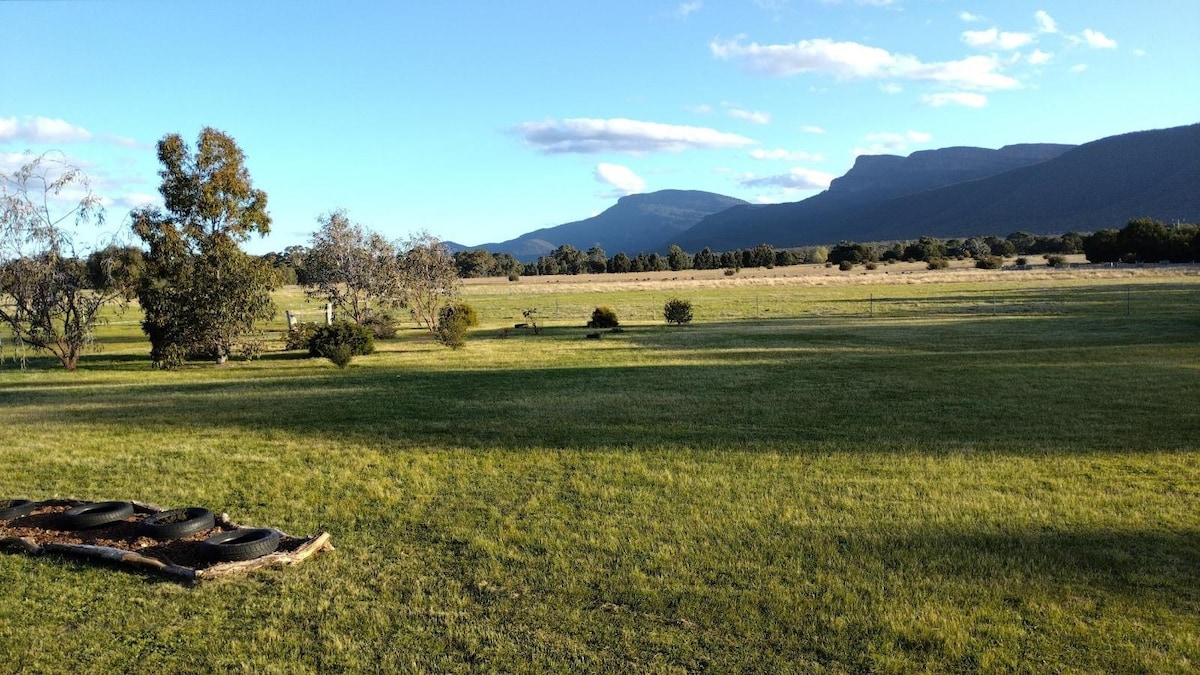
202;528;281;562
0;499;36;521
141;507;215;540
61;501;135;529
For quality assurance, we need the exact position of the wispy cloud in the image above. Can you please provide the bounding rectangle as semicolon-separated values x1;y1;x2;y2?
513;118;756;154
594;163;646;196
741;166;835;190
1034;10;1058;34
0;116;93;144
749;148;824;161
724;103;772;125
921;92;987;108
676;1;702;18
854;130;932;156
1027;49;1053;65
1081;29;1117;49
962;28;1035;51
711;38;1020;90
798;124;827;134
959;11;984;23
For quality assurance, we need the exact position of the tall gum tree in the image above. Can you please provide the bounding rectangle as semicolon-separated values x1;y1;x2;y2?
132;127;278;368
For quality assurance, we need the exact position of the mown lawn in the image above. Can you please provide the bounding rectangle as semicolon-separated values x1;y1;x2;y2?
1;272;1198;672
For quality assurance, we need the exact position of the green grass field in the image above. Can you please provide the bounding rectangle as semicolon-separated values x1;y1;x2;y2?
2;270;1198;672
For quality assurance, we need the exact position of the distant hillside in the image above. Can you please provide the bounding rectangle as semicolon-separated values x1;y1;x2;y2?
672;143;1074;251
673;123;1199;250
476;190;748;261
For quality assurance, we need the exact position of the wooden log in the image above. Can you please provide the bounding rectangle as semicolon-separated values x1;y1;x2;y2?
196;531;333;580
0;536;42;554
40;543;197;581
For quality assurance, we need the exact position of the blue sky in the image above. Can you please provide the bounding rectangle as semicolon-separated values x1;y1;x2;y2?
2;0;1197;253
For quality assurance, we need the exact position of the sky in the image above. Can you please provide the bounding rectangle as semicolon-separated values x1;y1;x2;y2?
2;0;1197;254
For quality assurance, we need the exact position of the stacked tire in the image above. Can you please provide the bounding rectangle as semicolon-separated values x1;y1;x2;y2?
0;499;36;521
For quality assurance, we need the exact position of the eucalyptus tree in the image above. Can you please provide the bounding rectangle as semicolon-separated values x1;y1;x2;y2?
304;210;401;323
0;153;126;371
397;231;460;333
132;127;278;368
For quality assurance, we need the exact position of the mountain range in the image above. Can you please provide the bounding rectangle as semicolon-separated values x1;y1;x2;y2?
464;123;1200;260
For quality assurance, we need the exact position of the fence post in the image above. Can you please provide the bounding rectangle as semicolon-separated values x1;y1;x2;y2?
325;303;333;325
285;310;296;329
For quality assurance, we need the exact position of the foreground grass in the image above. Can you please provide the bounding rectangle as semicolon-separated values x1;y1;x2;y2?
1;272;1198;672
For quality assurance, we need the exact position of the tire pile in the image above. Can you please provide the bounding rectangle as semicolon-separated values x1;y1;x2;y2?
1;498;281;562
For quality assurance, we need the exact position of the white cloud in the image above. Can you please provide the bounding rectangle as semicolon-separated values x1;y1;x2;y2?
959;11;984;23
854;130;932;155
962;28;1035;51
1082;29;1117;49
1034;10;1058;34
798;124;827;134
725;104;772;125
750;148;824;161
711;38;1020;90
676;1;702;18
1069;63;1089;73
1027;49;1053;65
594;163;646;196
513;118;756;154
0;116;93;144
921;92;987;108
741;166;835;190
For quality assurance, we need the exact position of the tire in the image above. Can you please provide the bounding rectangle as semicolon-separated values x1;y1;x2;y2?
141;507;215;540
202;528;281;562
61;501;135;529
0;499;36;521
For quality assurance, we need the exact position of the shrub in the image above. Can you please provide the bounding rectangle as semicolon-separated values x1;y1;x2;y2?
864;262;878;271
588;306;619;329
723;268;738;276
663;298;693;325
1045;254;1068;268
1015;257;1029;266
975;256;1004;270
435;302;477;349
838;260;854;271
285;322;320;351
507;273;520;282
927;258;950;270
308;320;375;360
362;312;399;339
441;302;479;328
324;343;355;369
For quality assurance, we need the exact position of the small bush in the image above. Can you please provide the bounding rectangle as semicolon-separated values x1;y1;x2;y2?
588;306;619;329
441;302;479;328
838;260;854;271
324;343;355;369
362;313;399;339
723;268;738;276
1045;254;1068;268
663;298;693;325
507;273;520;282
975;256;1003;270
864;262;878;271
435;303;477;349
308;320;375;360
927;258;950;270
285;322;320;351
1015;257;1029;266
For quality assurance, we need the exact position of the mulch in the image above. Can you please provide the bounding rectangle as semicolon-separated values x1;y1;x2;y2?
0;500;332;582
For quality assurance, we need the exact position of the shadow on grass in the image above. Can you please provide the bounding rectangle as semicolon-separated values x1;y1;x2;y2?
2;311;1197;454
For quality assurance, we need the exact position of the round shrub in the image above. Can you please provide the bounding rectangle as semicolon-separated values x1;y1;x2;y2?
927;258;950;270
975;256;1003;270
663;298;693;325
435;303;477;349
441;302;479;328
864;262;878;270
838;260;854;271
588;306;619;329
1045;254;1068;268
362;313;399;339
308;320;375;360
285;322;320;351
